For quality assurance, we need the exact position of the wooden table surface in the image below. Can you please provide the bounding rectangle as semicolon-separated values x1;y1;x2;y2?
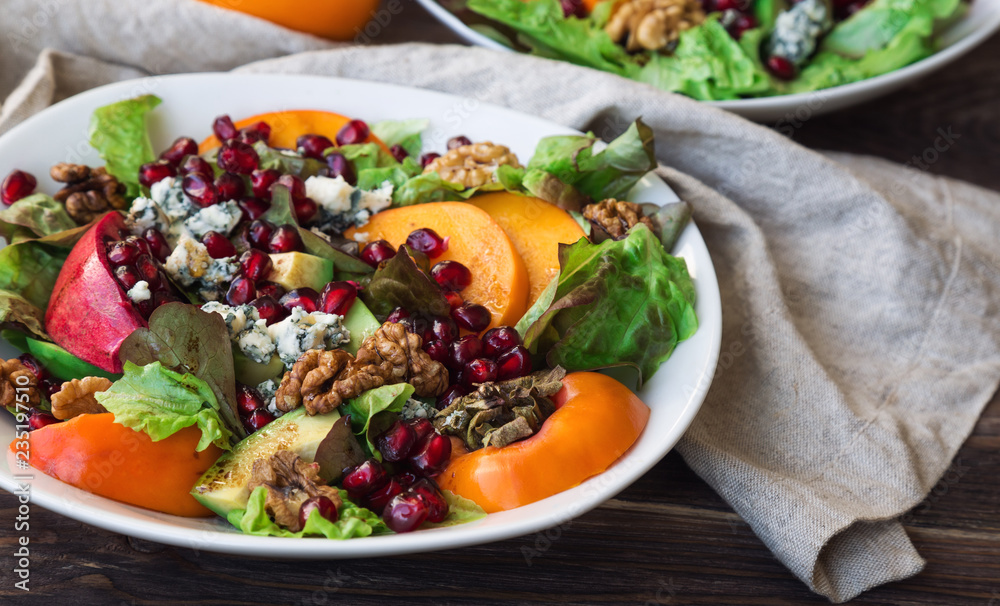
3;6;999;605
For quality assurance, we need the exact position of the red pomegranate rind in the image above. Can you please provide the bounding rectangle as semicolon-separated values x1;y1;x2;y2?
45;212;146;373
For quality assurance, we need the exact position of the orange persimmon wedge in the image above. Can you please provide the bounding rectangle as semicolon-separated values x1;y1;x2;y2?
467;192;586;307
194;0;381;41
12;413;223;517
344;202;530;330
437;372;650;513
199;109;389;154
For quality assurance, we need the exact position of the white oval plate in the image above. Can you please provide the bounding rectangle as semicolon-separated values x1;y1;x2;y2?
416;0;1000;122
0;74;722;558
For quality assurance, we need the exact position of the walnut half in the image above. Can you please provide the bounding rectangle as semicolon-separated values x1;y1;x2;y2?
50;377;112;420
583;199;656;240
51;164;127;224
248;451;342;533
605;0;706;52
1;359;40;412
423;142;522;189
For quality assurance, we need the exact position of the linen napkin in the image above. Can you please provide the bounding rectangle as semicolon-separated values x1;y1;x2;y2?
3;2;1000;602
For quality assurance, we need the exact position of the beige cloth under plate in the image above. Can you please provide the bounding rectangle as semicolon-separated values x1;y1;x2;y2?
3;2;1000;602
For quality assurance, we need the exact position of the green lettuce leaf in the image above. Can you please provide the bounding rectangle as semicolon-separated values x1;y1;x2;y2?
339;383;415;459
423;490;488;528
95;361;233;452
253;142;327;178
0;194;76;241
228;487;389;538
518;224;697;385
371;119;429;158
0;292;48;342
359;248;451;319
88;95;161;198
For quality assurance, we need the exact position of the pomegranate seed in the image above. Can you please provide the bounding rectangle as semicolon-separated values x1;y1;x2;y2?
436;384;469;409
212;115;238;142
463;358;497;387
239;249;273;282
714;0;750;8
241;121;272;144
135;255;161;288
419;152;440;168
408;419;435;443
482;326;522;358
342;459;388;499
409;478;449;522
247;219;275;250
203;231;237;259
297;134;335;160
406;228;449;258
275;174;306;200
430;316;458;343
724;11;757;38
293;196;318;224
447;136;471;150
136;296;156;318
279;288;319;313
451;303;491;333
17;354;47;380
386;307;411;323
424;339;449;365
180;155;213;178
396;471;419;488
114;265;141;290
159;137;198;166
215;172;246;201
218;141;259;175
250;169;280;199
376;420;418;462
238;196;271;221
153;291;176;309
236;383;264;416
561;0;587;16
257;281;286;300
299;495;339;528
28;410;60;431
126;235;151;257
182;173;218;207
336;119;370;146
143;228;171;263
226;276;257;306
106;240;141;266
364;479;403;514
250;295;286;326
443;291;463;310
432;261;471;291
268;224;304;253
389;145;408;163
243;409;276;433
497;346;532;380
383;493;429;533
360;240;396;267
766;55;797;80
2;170;37;205
40;378;62;399
320;281;357;316
138;161;176;188
326;153;356;185
448;335;483;370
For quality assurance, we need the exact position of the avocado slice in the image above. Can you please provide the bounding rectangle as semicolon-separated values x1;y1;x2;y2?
191;407;341;517
342;299;380;355
25;337;119;381
233;351;285;386
268;252;334;292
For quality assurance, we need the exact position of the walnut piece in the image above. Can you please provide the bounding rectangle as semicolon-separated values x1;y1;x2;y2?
50;377;112;420
423;142;522;189
583;199;656;240
248;451;341;533
51;164;127;223
274;322;449;416
605;0;706;52
0;359;40;412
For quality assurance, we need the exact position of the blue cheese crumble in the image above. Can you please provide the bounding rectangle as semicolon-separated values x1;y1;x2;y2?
256;379;280;417
184;200;243;239
125;197;168;237
126;280;152;303
766;0;830;65
164;234;239;299
305;175;393;234
267;307;351;368
401;398;438;421
200;302;276;364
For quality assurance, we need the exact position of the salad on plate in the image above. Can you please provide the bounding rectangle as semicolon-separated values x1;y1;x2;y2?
435;0;967;99
0;94;697;538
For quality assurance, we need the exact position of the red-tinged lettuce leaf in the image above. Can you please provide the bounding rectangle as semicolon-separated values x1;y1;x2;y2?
118;302;245;442
641;201;692;253
358;247;451;319
314;415;366;483
0;291;48;342
518;224;697;386
0;194;77;241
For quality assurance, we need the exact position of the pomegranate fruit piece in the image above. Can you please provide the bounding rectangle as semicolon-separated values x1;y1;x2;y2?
236;383;264;416
389;145;408;163
336;119;370;146
423;339;449;365
376;420;418;462
292;196;318;224
431;260;471;291
382;493;429;533
463;358;497;387
238;196;271;221
215;172;246;201
226;276;257;306
297;134;335;160
256;281;286;300
250;295;286;326
159;137;198;166
143;228;171;262
250;169;280;199
203;231;237;259
364;479;403;514
180;155;213;178
419;152;440;168
28;409;60;431
2;170;37;206
138;161;176;188
342;459;388;500
299;495;339;527
240;249;273;282
279;288;319;313
360;240;396;267
482;326;522;358
268;224;305;253
243;409;275;433
497;346;532;380
451;303;492;333
325;153;356;185
106;240;142;266
406;228;449;259
448;335;483;370
218;141;259;175
212;115;238;142
436;384;469;409
320;281;357;316
386;307;410;324
447;136;471;150
409;479;449;522
182;173;218;207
